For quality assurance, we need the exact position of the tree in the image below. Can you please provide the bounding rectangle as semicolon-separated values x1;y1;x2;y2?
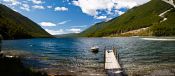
0;34;2;52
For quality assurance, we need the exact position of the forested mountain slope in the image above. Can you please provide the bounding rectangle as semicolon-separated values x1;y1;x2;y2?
0;4;52;39
80;0;175;37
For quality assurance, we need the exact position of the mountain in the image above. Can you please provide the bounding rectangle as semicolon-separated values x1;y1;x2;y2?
0;4;52;40
55;33;79;38
80;0;175;37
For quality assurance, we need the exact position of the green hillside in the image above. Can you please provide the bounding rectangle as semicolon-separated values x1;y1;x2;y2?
80;0;175;37
0;4;52;40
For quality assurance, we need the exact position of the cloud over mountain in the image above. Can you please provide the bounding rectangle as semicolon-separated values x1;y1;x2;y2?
72;0;150;20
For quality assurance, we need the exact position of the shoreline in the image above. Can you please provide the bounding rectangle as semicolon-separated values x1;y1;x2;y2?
0;53;48;76
1;50;77;76
1;36;175;40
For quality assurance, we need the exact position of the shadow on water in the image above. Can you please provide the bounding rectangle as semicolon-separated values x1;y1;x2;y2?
0;35;48;76
91;51;99;54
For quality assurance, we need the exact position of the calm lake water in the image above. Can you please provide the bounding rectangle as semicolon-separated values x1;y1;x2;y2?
2;37;175;76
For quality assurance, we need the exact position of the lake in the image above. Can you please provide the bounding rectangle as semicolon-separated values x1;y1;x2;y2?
1;37;175;76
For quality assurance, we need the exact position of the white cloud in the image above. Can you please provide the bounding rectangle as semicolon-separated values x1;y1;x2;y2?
47;6;52;8
95;15;113;21
115;10;125;15
72;0;114;16
105;18;113;21
31;0;43;4
95;16;107;19
3;0;21;5
57;20;71;25
72;0;150;19
45;28;82;35
54;7;68;11
22;1;28;3
45;29;65;35
3;0;12;2
66;28;81;33
32;5;45;9
113;0;137;9
40;22;56;26
20;4;30;11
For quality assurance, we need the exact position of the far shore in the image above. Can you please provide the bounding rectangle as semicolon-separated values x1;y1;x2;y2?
102;36;175;38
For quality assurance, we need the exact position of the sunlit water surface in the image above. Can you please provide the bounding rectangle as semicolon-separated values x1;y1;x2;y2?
2;37;175;76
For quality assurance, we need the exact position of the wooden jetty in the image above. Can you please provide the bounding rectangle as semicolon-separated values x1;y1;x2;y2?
104;48;125;76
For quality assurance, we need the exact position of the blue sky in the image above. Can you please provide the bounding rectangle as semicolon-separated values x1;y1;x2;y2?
0;0;149;35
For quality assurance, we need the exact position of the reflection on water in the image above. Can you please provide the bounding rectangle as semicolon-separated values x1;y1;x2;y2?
2;37;175;76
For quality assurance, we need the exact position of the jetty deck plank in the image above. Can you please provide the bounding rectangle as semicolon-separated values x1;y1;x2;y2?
105;50;121;69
